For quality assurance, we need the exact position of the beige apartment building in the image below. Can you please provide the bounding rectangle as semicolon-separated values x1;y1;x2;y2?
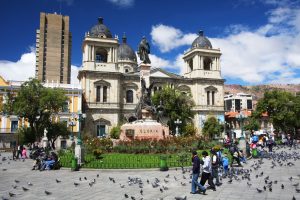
35;12;72;84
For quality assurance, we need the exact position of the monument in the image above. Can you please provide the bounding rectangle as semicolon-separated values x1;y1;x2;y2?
42;129;49;148
120;37;170;141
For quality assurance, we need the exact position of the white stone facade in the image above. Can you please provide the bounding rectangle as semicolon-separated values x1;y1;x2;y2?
78;20;225;137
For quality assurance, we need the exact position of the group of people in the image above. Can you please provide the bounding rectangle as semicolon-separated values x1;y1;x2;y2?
191;148;230;194
12;145;28;160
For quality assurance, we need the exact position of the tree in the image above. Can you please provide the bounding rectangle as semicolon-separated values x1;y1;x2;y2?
152;85;195;136
254;90;299;133
243;116;260;131
202;116;224;139
110;126;121;139
3;78;67;141
46;122;70;149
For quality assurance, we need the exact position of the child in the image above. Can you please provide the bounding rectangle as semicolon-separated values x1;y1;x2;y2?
22;147;28;159
222;153;229;175
239;150;246;163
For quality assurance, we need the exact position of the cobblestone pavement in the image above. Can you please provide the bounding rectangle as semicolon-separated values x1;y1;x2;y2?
0;146;300;200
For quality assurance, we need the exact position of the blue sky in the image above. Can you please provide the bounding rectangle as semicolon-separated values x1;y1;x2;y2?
0;0;300;85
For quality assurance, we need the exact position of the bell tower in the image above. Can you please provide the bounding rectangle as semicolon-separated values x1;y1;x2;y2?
183;31;222;79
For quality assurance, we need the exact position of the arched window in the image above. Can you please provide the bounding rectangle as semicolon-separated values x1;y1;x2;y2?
96;86;101;102
126;90;133;103
189;59;193;71
95;48;108;63
203;57;211;70
103;86;107;102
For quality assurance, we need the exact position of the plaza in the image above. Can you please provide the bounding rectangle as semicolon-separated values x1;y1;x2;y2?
1;146;300;200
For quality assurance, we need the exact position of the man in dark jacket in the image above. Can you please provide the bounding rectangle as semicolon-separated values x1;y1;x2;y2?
191;151;206;194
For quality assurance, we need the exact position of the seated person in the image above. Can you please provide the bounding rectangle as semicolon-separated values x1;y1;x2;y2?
239;150;247;163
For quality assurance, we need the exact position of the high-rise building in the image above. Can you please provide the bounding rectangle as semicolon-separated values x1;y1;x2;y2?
35;12;72;84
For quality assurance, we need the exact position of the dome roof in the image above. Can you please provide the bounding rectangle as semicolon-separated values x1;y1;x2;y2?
191;30;212;49
90;17;112;38
117;34;137;62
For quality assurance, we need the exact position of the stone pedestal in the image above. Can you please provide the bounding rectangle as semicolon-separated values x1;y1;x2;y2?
42;136;48;148
139;63;151;87
75;144;84;166
120;119;170;141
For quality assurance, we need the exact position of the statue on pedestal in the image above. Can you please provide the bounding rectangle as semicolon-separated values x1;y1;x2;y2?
138;36;151;64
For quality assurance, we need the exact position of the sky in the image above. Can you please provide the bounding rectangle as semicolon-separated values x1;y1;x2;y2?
0;0;300;85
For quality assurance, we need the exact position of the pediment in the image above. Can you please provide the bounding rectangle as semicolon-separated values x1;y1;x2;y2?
94;117;111;125
205;86;218;91
93;79;111;86
151;70;170;78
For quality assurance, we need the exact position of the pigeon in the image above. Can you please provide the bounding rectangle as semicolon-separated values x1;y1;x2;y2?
166;174;169;178
27;182;33;186
14;180;19;183
74;182;79;186
120;184;125;188
89;182;93;187
45;190;52;195
174;196;187;200
2;169;7;171
164;179;169;183
8;192;16;197
124;193;129;198
292;183;299;187
256;188;263;193
97;174;99;178
295;188;300;193
56;179;61;183
281;184;284;189
84;177;87;180
228;179;233;184
269;187;272;192
292;196;296;200
22;187;29;191
79;177;82;181
1;196;9;200
181;182;186;186
147;179;149;184
131;196;136;200
140;189;143;195
263;186;266;191
160;188;163;193
289;177;293;181
247;182;252;187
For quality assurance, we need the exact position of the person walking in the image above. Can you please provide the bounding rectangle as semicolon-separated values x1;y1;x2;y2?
200;151;216;191
211;148;221;186
222;153;229;176
190;151;206;194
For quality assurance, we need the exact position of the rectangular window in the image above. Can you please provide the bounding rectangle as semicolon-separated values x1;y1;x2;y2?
207;91;210;105
96;86;100;102
235;99;241;111
11;121;18;133
212;91;215;105
103;86;107;102
97;125;106;137
247;99;252;110
225;99;232;111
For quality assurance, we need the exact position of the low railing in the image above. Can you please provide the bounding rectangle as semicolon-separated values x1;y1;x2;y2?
0;128;17;134
86;102;120;109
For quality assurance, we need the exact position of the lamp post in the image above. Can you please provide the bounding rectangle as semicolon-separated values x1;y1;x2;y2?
174;118;182;137
69;117;76;146
236;111;247;154
74;110;86;166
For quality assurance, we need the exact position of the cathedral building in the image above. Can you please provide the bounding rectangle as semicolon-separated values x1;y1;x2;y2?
78;18;225;137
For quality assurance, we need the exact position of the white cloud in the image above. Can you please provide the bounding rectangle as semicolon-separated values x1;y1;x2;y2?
106;0;134;7
150;4;300;84
71;65;81;85
0;48;82;85
0;50;35;81
151;24;197;53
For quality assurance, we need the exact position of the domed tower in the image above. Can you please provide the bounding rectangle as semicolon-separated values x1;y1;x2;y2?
117;33;138;73
81;17;119;72
183;30;221;79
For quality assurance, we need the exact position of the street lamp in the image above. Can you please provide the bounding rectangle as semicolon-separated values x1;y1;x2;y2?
174;118;182;137
74;110;86;166
236;111;247;154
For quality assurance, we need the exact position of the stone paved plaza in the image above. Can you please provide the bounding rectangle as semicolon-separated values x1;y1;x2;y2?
1;146;300;200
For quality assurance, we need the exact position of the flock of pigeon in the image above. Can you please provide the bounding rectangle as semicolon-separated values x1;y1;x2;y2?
0;144;300;200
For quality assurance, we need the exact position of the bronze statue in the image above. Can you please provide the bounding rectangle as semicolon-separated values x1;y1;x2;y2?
138;36;151;64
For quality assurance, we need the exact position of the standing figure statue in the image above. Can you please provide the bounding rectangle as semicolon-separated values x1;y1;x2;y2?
138;36;151;64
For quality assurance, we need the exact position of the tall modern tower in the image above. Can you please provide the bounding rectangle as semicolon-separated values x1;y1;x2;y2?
35;12;72;84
